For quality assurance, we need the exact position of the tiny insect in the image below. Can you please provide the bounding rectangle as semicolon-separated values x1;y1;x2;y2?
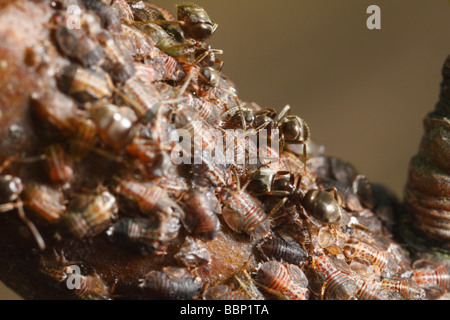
107;216;175;254
116;76;182;123
257;236;308;266
381;278;426;300
174;104;218;152
72;273;111;300
126;17;196;58
220;174;272;238
354;279;390;300
191;149;230;191
222;104;309;147
54;22;104;67
139;267;203;300
255;261;309;300
413;259;450;296
129;0;183;41
58;64;114;103
68;116;98;159
182;189;221;241
61;190;118;239
310;254;357;300
81;0;122;32
106;0;133;20
22;182;66;224
97;30;136;84
247;170;342;227
148;48;185;82
187;94;220;126
176;3;218;41
89;103;138;150
113;177;184;218
30;91;78;138
343;237;388;271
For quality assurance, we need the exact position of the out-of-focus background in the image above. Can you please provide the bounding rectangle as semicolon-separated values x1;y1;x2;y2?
1;0;449;299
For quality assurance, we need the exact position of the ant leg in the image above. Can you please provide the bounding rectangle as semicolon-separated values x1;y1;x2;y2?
230;167;241;191
275;105;291;123
302;143;308;176
0;154;19;174
16;198;46;250
123;19;182;26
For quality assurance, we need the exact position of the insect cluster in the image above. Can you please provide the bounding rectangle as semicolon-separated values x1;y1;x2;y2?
0;0;449;300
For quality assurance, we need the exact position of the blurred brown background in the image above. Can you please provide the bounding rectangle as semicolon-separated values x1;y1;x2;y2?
1;0;449;299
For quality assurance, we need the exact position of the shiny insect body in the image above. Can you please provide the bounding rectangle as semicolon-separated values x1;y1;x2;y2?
72;273;111;300
220;183;272;238
221;104;308;142
248;170;342;227
191;149;229;191
343;238;388;271
413;259;450;294
107;217;175;253
257;236;308;266
62;191;118;238
81;0;122;32
187;94;220;126
30;91;78;138
148;49;185;82
68;117;98;159
114;177;183;218
134;62;157;83
256;261;309;300
176;3;217;41
381;278;426;300
23;183;66;223
90;103;138;150
127;13;196;58
174;104;218;153
116;77;162;122
59;64;114;103
129;0;181;39
355;279;389;300
139;267;202;300
220;105;275;131
311;254;357;300
182;189;221;241
124;132;162;164
45;144;74;185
